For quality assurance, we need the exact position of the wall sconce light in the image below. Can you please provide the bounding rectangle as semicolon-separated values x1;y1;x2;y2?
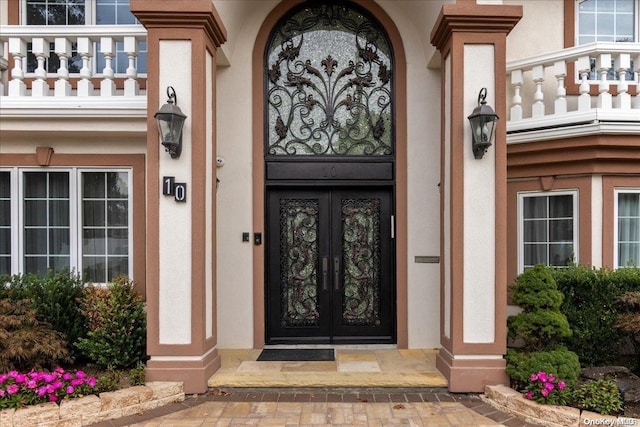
154;86;187;159
467;87;499;160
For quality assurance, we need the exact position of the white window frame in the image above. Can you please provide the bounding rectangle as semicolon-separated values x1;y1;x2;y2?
614;188;640;268
517;190;579;273
1;167;133;283
575;0;639;45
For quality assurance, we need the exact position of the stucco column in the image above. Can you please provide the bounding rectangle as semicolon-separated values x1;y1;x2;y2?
430;2;521;393
131;0;227;394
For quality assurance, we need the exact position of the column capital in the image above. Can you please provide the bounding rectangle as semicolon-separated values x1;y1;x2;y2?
131;0;227;47
430;3;522;51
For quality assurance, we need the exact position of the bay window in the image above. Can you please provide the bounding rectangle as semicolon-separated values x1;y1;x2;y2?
0;168;132;283
615;189;640;268
519;191;578;271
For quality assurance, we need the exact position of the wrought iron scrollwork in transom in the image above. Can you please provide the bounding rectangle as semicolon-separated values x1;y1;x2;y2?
266;3;393;156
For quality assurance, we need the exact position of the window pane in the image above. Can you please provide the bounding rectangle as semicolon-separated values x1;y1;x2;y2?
49;228;70;255
550;219;573;242
108;229;127;255
550;195;573;218
619;218;640;242
49;172;69;197
550;243;573;267
0;257;10;276
24;172;47;198
27;3;47;25
523;220;546;242
107;201;128;226
50;255;70;271
619;243;640;267
83;201;105;226
107;172;128;198
523;197;547;219
619;193;640;216
49;200;69;226
24;200;47;226
25;228;47;254
83;172;105;198
0;172;10;198
83;229;106;255
524;243;547;266
83;256;106;283
96;3;115;24
108;256;128;281
24;256;48;276
0;201;9;227
0;229;10;256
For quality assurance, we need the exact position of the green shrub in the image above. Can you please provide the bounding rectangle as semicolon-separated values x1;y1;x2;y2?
506;347;581;390
554;265;640;367
95;368;122;393
0;298;71;371
129;363;146;386
1;271;86;362
507;265;580;391
571;379;622;416
76;277;147;369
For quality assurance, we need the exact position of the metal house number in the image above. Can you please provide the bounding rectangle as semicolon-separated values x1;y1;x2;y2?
162;176;187;203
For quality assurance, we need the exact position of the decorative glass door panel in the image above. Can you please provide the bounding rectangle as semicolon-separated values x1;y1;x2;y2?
267;188;394;344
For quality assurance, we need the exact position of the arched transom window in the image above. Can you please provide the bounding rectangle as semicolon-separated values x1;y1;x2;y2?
266;1;394;156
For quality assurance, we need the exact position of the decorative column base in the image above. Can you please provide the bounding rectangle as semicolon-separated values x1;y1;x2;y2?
437;348;509;393
146;348;221;394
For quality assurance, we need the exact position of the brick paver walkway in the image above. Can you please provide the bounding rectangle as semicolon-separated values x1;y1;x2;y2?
88;388;544;427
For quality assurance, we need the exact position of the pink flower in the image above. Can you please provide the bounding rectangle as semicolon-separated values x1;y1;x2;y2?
27;380;37;389
49;394;58;402
75;371;86;379
548;374;555;382
530;373;538;381
14;374;26;384
0;389;5;397
545;382;555;391
558;381;566;390
6;384;19;395
71;379;84;387
524;391;533;399
37;387;47;397
87;377;97;388
541;388;549;397
538;372;548;383
66;386;75;394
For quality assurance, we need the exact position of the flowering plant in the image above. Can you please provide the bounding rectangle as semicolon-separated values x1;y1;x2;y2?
523;371;570;406
0;367;97;409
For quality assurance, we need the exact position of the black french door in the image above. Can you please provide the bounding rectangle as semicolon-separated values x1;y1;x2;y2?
266;187;395;344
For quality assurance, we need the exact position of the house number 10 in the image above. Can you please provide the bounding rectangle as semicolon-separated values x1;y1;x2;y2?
162;176;187;203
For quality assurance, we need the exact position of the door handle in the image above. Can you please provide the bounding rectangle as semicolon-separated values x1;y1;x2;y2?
321;257;328;291
334;257;340;291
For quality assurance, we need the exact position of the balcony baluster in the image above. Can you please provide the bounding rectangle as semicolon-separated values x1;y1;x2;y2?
8;37;27;97
77;37;94;96
31;38;49;96
100;37;116;97
510;69;523;121
553;60;567;114
124;36;139;97
576;55;592;112
597;53;612;109
54;37;72;97
531;64;545;118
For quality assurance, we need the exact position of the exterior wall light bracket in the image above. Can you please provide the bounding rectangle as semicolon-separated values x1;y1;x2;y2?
154;86;187;159
467;87;499;160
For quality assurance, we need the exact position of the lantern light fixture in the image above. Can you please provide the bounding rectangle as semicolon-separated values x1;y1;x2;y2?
154;86;187;159
467;87;499;160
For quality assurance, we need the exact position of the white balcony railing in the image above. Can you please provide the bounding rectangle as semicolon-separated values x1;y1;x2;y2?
0;25;146;100
506;42;640;141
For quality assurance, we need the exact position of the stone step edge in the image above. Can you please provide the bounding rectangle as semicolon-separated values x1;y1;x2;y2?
483;384;640;427
0;381;185;427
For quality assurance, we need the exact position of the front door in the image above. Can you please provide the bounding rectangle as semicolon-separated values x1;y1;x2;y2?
266;188;394;344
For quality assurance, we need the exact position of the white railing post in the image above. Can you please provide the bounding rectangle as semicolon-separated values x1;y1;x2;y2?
510;69;523;121
531;64;545;118
31;37;50;96
0;42;7;96
596;53;612;109
54;37;72;97
77;37;94;96
614;53;631;110
100;36;116;96
576;55;592;112
633;54;640;110
8;37;27;97
553;60;567;114
123;36;139;96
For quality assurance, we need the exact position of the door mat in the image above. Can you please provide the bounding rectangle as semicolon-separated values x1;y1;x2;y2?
257;348;335;361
